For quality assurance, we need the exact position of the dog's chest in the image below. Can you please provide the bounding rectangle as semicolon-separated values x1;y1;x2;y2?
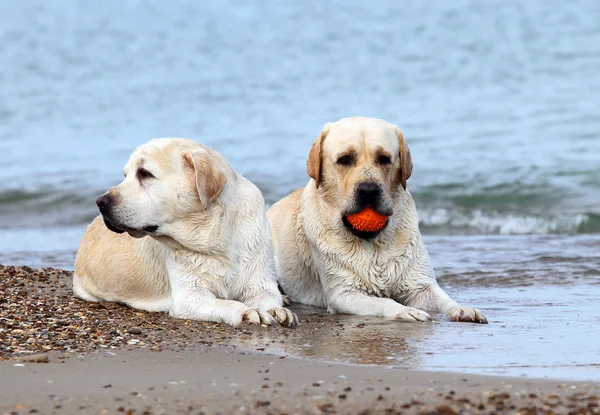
333;246;417;297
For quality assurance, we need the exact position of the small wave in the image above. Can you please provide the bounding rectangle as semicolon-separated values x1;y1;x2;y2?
0;188;97;209
415;180;565;211
419;208;600;234
2;186;599;234
0;188;100;229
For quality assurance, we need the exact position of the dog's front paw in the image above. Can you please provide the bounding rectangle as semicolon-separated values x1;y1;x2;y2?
267;307;299;328
241;309;275;326
395;306;432;322
447;307;488;324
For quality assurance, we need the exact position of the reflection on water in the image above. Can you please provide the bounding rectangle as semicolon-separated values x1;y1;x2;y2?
230;233;600;381
231;286;600;381
252;305;436;367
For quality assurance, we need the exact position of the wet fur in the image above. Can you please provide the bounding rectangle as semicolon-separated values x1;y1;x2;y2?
268;117;487;323
74;138;297;327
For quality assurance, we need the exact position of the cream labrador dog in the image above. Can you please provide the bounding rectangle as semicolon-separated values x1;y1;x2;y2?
73;138;297;327
268;117;487;324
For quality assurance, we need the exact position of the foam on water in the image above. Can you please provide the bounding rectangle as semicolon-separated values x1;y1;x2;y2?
419;208;599;234
2;187;599;235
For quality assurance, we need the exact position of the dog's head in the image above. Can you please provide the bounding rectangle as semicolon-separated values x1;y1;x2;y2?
96;138;228;238
307;116;412;240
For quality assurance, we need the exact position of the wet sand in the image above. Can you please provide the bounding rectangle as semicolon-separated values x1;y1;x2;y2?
2;347;599;415
1;265;599;414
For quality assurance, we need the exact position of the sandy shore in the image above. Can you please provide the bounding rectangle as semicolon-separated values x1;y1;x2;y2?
1;265;599;414
2;347;599;414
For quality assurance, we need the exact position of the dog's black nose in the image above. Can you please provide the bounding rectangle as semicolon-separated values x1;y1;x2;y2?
357;182;381;203
96;194;113;211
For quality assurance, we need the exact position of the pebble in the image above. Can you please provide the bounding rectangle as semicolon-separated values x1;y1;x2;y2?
0;265;226;360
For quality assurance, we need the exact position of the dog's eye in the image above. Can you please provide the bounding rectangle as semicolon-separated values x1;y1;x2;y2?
336;154;355;166
137;168;155;180
377;154;392;165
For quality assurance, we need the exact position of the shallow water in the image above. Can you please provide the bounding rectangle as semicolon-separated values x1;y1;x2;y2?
5;233;597;381
256;287;600;381
1;0;599;381
228;234;600;381
245;284;600;381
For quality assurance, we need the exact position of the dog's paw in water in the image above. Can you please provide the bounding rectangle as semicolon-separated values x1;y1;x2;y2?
268;307;299;328
447;306;488;324
239;308;299;327
395;306;432;322
240;309;275;326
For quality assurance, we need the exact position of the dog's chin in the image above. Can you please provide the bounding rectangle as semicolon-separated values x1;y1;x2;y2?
341;215;388;241
126;230;147;239
102;217;153;239
102;217;125;234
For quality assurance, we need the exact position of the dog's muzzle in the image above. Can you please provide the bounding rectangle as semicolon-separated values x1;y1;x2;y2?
342;182;392;240
356;182;381;209
97;194;125;234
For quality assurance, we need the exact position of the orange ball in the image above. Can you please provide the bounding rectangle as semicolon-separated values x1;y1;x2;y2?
345;207;388;232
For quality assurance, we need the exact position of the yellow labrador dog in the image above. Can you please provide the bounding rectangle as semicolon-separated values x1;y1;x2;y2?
268;117;487;324
74;138;297;327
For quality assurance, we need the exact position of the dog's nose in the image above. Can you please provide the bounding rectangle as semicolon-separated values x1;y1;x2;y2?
96;194;113;211
357;182;381;203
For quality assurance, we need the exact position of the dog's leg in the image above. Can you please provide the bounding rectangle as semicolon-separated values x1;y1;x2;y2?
404;283;488;324
169;285;276;327
72;274;101;302
236;269;300;328
325;289;432;322
167;263;276;326
234;213;300;328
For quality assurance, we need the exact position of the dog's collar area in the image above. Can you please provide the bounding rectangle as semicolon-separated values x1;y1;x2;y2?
341;215;387;240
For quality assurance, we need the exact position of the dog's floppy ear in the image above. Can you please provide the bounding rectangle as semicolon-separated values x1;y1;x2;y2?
184;151;227;208
395;127;413;191
307;124;330;188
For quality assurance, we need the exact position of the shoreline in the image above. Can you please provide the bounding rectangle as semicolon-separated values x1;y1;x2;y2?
2;264;599;413
2;347;598;414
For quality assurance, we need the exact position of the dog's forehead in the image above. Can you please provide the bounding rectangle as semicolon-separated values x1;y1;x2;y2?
125;139;186;171
324;120;399;155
